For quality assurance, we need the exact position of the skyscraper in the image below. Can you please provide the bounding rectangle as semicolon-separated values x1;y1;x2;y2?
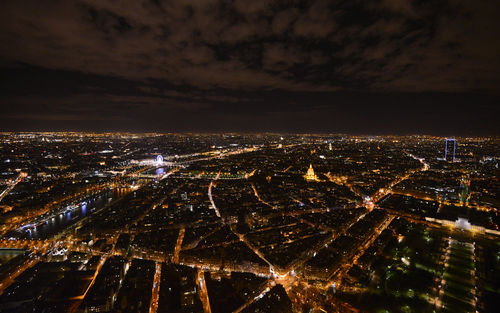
444;138;456;162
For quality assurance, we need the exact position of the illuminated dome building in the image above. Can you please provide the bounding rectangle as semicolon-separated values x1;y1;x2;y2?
304;164;319;181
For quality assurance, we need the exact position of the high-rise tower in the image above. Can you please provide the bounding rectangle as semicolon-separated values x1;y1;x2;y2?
444;138;456;162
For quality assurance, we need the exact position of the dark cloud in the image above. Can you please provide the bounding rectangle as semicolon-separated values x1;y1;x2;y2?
0;0;499;134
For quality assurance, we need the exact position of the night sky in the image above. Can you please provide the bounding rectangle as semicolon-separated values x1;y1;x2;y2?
1;0;499;135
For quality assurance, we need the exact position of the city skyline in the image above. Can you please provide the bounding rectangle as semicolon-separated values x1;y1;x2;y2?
0;2;499;311
0;133;498;312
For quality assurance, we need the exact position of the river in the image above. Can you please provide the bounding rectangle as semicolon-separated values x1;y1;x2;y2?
13;188;131;240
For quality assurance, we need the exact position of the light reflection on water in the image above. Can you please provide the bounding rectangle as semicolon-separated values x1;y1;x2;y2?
21;188;131;240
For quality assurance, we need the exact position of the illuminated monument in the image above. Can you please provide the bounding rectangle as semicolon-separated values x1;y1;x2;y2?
156;154;164;165
459;175;471;206
444;138;456;162
304;164;319;181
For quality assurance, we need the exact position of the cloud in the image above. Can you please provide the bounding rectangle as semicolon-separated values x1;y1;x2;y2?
0;0;499;94
0;0;499;134
271;9;299;34
293;0;335;38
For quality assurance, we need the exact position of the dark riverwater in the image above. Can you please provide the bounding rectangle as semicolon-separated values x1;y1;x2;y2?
15;188;130;240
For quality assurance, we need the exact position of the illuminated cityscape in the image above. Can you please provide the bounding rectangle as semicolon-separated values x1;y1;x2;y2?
0;133;498;312
1;0;499;312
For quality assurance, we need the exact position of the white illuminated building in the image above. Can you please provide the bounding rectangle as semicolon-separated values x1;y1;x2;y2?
455;217;471;230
